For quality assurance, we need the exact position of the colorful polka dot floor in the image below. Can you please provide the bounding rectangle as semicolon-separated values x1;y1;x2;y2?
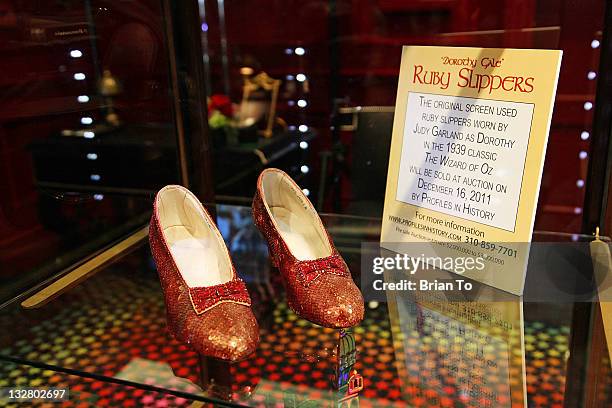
0;259;610;407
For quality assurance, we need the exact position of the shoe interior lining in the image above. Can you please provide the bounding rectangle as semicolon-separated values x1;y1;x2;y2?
156;186;231;288
261;171;332;261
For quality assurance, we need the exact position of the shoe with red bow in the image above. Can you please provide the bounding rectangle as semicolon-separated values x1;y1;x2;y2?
149;185;259;361
252;168;364;328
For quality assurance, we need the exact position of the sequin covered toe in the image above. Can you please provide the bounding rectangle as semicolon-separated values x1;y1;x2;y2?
252;169;364;328
150;185;259;361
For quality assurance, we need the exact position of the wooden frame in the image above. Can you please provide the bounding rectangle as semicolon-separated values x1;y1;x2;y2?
240;71;281;138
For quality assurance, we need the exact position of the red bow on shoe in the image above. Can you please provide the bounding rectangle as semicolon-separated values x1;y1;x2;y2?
189;279;251;314
293;255;349;287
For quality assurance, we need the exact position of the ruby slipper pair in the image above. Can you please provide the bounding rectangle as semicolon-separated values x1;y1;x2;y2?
149;168;364;361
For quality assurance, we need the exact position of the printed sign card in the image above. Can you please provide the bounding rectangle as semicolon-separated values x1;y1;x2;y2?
382;46;562;295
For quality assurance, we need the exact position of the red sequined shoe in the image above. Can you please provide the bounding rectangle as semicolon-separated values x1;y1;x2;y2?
149;185;259;361
252;168;364;328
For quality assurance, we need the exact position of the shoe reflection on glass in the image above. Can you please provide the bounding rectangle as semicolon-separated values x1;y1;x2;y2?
336;329;363;405
337;329;358;387
252;168;365;328
196;330;359;404
149;185;259;362
334;329;363;408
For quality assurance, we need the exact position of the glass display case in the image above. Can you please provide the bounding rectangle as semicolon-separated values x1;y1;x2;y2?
1;203;610;407
0;0;611;407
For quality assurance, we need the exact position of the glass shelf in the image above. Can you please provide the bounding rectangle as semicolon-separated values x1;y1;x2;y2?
0;203;609;407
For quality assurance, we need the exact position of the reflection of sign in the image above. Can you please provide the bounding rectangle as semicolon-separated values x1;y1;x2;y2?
382;46;562;295
386;284;527;408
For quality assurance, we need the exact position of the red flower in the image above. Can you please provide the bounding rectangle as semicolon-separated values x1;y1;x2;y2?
208;94;233;117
